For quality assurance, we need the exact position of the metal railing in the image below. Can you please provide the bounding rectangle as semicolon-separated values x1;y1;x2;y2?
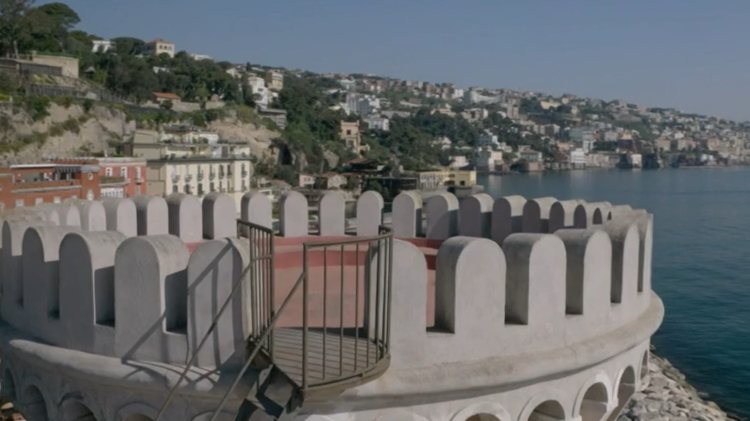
299;226;393;389
158;222;393;420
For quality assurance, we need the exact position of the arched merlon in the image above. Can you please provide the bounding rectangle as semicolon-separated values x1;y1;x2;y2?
202;193;236;239
435;237;505;335
59;230;126;355
522;197;557;233
132;196;168;236
601;219;640;306
356;191;384;236
21;225;81;342
240;191;272;230
318;191;345;236
389;240;428;368
279;191;308;237
307;294;662;404
1;215;48;325
491;195;526;245
554;229;611;317
114;235;189;364
102;198;137;237
458;193;493;238
425;192;459;240
502;234;566;327
392;191;422;238
166;194;202;242
74;200;106;232
548;200;585;232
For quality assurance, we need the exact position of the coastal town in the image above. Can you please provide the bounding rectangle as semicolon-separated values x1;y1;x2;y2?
1;2;750;210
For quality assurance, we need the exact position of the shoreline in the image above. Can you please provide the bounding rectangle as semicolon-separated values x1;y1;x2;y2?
621;350;742;421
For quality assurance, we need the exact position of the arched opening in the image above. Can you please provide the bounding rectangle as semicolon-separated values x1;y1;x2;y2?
592;209;603;225
529;400;565;421
124;415;154;421
641;351;649;379
580;383;609;421
61;400;97;421
21;385;49;421
467;414;501;421
1;369;16;401
617;367;636;408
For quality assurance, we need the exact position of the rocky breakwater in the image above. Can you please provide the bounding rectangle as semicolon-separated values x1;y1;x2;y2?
620;352;740;421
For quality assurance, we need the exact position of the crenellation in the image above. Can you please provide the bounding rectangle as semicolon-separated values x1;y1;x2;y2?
458;192;493;237
241;191;273;230
424;192;459;239
21;225;81;342
187;238;250;369
114;234;189;364
102;197;138;237
491;195;527;244
59;230;126;355
318;190;345;236
392;191;422;237
522;196;558;233
0;190;661;421
202;193;236;239
74;199;107;231
356;191;384;236
133;195;169;236
549;199;586;232
167;193;203;242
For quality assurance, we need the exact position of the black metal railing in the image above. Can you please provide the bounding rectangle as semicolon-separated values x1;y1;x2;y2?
241;220;275;357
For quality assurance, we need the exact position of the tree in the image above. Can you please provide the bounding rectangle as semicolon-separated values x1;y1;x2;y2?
111;36;144;55
0;0;33;57
19;2;79;52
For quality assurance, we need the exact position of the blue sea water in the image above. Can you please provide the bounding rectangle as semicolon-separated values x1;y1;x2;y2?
478;168;750;419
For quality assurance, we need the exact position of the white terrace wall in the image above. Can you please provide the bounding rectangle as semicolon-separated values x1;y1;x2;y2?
0;190;660;421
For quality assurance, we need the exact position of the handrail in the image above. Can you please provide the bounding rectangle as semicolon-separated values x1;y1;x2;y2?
155;220;273;421
209;271;306;421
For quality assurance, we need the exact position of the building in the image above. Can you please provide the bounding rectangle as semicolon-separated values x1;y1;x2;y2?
52;158;146;199
257;107;288;129
29;53;79;79
189;53;212;61
449;155;469;169
266;70;284;91
478;130;499;148
146;157;252;208
91;39;114;53
128;129;250;161
0;191;659;421
298;174;316;188
144;38;176;58
363;116;390;132
246;74;273;107
417;170;476;190
152;92;181;106
475;148;505;173
570;148;587;169
0;162;100;209
340;121;364;153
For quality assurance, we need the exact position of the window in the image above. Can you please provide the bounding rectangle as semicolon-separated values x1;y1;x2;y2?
135;167;142;180
105;167;113;177
86;190;94;200
53;196;61;204
15;199;24;208
120;167;128;178
172;185;178;193
35;197;43;205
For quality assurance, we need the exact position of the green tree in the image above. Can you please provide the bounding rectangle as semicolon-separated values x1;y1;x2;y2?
21;2;79;52
0;0;33;57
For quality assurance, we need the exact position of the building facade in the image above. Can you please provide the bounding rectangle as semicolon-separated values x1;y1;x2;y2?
146;157;252;209
144;39;176;58
0;162;100;209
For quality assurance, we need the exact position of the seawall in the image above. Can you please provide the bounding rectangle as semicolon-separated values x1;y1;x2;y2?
621;351;738;421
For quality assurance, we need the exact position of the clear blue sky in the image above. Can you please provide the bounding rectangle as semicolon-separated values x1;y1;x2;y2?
52;0;750;121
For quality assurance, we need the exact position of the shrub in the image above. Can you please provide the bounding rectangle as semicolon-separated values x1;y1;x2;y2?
23;96;51;121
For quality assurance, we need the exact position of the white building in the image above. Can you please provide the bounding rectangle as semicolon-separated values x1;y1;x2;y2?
570;148;587;169
246;74;273;107
475;148;504;172
144;38;175;58
364;116;390;132
91;39;114;53
478;130;499;148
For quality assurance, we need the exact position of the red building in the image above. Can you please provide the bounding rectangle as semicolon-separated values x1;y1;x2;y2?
0;162;101;210
54;157;147;198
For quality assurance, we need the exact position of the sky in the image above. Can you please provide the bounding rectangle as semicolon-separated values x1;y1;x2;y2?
48;0;750;121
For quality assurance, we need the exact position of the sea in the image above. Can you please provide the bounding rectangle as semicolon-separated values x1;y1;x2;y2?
478;167;750;419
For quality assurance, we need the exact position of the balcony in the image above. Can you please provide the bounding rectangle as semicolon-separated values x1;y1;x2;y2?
171;174;181;183
185;174;193;182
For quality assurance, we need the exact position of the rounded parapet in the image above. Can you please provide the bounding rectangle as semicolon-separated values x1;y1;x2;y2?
202;193;236;239
458;193;493;238
279;191;308;237
318;190;345;236
356;190;384;236
425;192;459;240
132;195;168;236
548;200;585;232
59;230;126;355
491;195;527;245
167;193;203;242
240;191;272;230
522;197;558;233
102;198;137;237
74;200;107;232
114;235;189;364
392;191;422;238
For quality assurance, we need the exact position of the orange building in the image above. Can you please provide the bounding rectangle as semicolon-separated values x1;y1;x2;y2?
0;162;101;210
